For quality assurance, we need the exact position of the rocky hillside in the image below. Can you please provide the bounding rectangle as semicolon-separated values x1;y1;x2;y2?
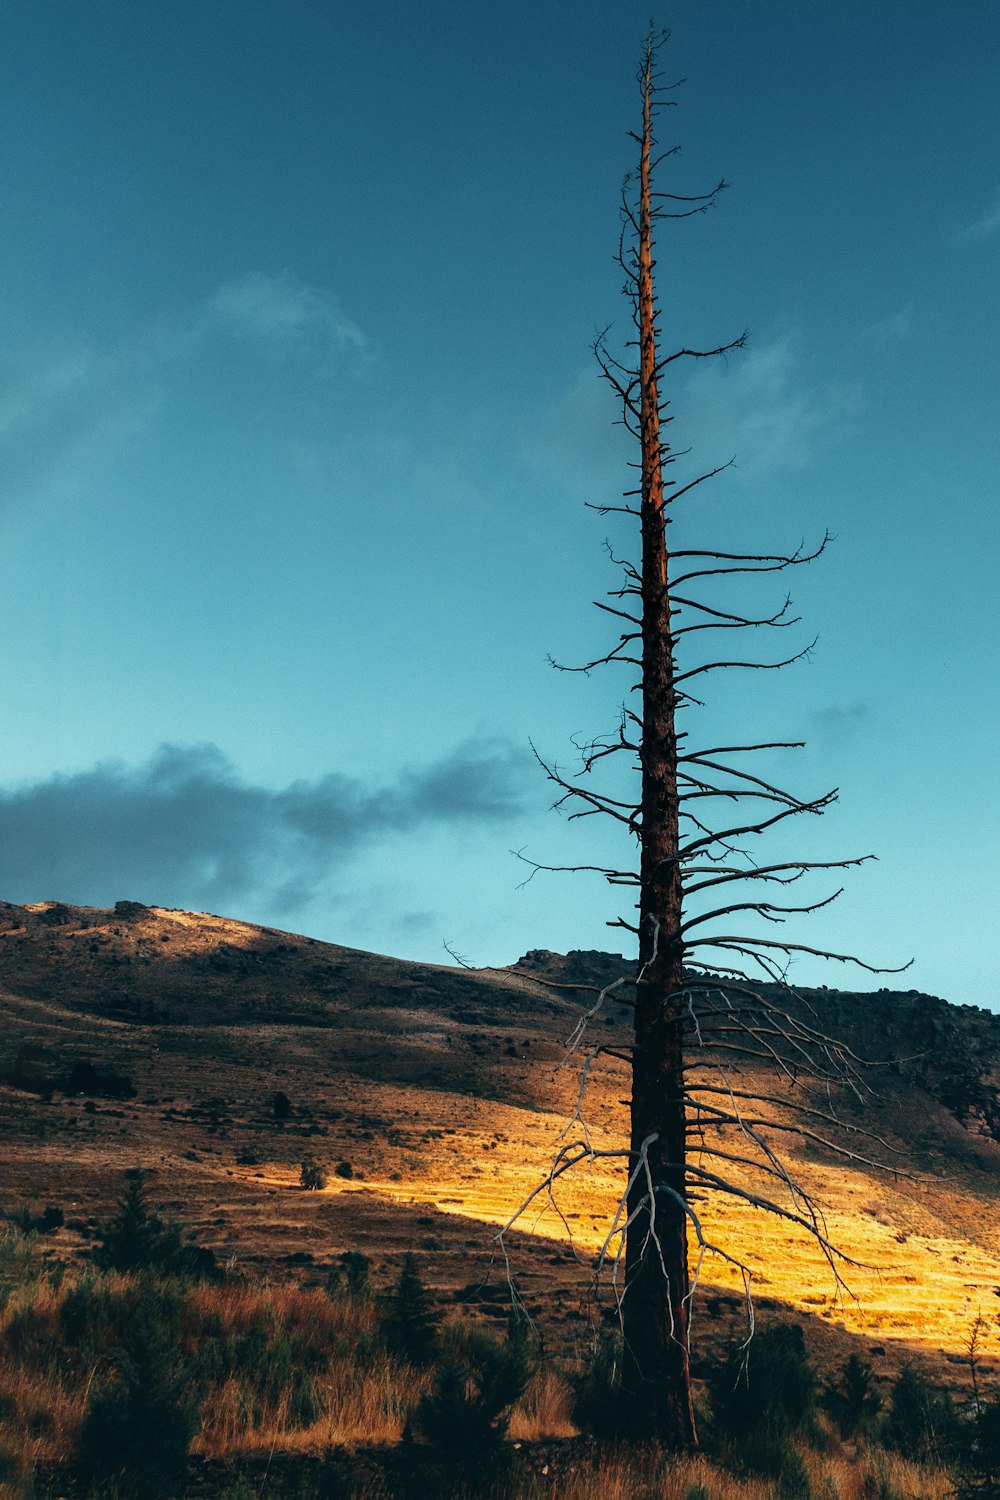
3;899;1000;1383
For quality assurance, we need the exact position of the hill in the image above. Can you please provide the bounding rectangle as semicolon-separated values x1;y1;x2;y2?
2;897;1000;1392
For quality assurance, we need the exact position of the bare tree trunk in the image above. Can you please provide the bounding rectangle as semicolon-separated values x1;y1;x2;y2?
620;38;698;1450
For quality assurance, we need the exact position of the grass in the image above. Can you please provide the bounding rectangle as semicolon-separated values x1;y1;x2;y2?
0;1217;971;1500
0;1230;576;1487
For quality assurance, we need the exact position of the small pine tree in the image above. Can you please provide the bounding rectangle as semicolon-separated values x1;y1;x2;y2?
95;1170;217;1279
383;1252;440;1366
822;1352;882;1439
410;1320;535;1492
574;1328;626;1441
959;1397;1000;1500
77;1279;199;1499
95;1171;181;1273
709;1323;817;1476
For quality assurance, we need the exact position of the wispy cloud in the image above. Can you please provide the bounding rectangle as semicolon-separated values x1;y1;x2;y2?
678;336;859;479
0;740;531;919
953;190;1000;244
525;367;632;499
860;306;913;348
205;271;372;372
1;270;370;517
530;337;858;500
0;341;155;511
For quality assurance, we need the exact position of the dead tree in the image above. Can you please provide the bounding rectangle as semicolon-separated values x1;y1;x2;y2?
502;30;905;1450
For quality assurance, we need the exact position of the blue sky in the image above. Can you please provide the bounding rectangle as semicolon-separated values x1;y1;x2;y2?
1;2;998;1006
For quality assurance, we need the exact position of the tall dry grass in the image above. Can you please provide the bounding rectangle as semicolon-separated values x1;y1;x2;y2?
0;1226;967;1500
0;1237;578;1479
533;1446;954;1500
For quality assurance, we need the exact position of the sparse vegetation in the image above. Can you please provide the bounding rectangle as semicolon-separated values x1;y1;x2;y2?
0;1200;976;1500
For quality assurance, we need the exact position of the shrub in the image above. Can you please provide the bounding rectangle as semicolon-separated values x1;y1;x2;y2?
272;1090;293;1121
77;1279;200;1499
822;1352;882;1439
883;1363;959;1463
383;1252;440;1367
300;1155;327;1190
33;1205;64;1236
62;1058;136;1099
574;1327;626;1441
709;1323;817;1476
326;1250;370;1299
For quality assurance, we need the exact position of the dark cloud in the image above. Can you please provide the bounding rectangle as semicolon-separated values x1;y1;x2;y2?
0;739;531;916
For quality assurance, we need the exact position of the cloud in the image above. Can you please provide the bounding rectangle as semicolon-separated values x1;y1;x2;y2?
530;338;858;501
0;342;155;511
205;271;372;372
860;306;913;348
0;270;368;517
953;190;1000;244
0;739;531;917
678;337;859;479
524;368;632;499
807;702;871;751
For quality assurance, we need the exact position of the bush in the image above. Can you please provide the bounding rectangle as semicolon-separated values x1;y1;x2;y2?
300;1155;327;1190
10;1203;63;1236
326;1250;370;1299
62;1058;136;1099
272;1090;293;1121
77;1279;199;1499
